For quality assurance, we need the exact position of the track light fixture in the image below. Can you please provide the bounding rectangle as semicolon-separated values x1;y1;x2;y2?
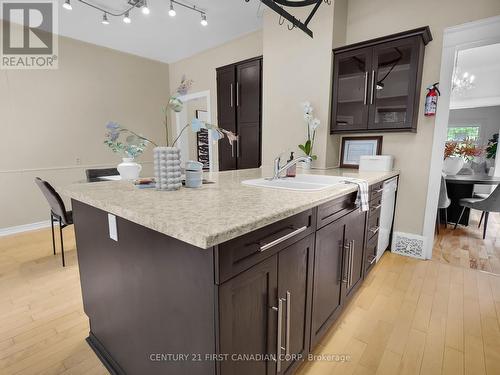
123;11;131;23
200;13;207;26
102;13;110;25
61;1;208;27
62;0;72;11
168;2;176;17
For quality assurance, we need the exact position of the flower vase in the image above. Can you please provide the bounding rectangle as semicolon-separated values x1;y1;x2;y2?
117;158;142;181
154;147;182;191
442;156;464;175
300;159;312;170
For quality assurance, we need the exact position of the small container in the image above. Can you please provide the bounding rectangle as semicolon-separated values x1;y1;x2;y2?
286;152;296;177
185;160;203;188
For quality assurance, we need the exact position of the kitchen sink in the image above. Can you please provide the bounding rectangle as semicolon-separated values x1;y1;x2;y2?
242;174;347;191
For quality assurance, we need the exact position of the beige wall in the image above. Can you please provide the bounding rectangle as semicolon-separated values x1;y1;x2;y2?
343;0;500;235
168;31;263;170
0;22;170;229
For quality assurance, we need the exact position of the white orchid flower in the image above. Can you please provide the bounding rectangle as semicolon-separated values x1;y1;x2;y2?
310;118;320;132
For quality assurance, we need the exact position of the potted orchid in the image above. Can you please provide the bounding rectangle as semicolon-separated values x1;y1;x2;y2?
298;101;320;169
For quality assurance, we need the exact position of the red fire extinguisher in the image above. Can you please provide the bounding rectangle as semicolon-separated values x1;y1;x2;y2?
424;82;440;117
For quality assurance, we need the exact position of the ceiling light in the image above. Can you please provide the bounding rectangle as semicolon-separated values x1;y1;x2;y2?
102;13;110;25
142;0;150;15
123;12;131;23
200;13;207;26
168;2;176;17
62;0;72;10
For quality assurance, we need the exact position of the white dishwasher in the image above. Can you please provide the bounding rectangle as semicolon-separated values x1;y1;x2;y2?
377;177;398;261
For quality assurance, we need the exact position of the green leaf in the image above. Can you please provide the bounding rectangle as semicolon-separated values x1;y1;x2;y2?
311;155;318;160
298;144;307;153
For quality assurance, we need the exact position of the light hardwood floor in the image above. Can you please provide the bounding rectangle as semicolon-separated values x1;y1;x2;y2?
1;227;500;375
433;211;500;275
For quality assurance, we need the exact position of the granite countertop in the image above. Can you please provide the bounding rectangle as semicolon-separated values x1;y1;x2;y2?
62;167;399;249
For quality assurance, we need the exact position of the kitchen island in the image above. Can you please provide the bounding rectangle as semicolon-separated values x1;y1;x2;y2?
63;167;399;375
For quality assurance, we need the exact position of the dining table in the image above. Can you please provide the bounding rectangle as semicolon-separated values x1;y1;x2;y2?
445;174;500;225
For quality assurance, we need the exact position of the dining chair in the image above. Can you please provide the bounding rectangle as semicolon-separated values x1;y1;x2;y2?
85;168;119;182
34;178;73;267
436;175;451;234
454;184;500;239
474;193;489;229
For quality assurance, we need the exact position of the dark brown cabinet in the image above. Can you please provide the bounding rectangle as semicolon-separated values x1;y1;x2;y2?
311;208;366;348
217;57;262;171
331;27;432;134
218;234;314;375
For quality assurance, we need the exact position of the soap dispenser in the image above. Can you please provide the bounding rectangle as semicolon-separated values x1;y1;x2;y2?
286;152;296;178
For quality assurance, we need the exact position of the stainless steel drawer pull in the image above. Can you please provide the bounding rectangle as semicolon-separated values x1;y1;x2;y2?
374;188;384;194
370;70;376;105
369;227;379;234
363;72;368;105
349;240;355;288
260;226;307;252
368;255;377;265
371;204;382;210
230;84;234;108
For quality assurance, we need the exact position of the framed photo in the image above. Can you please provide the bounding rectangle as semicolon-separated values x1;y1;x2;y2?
340;136;383;169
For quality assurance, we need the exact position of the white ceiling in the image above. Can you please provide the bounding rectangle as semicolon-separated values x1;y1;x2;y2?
56;0;264;63
451;43;500;109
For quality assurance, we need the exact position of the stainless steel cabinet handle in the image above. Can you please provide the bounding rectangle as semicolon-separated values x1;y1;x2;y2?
231;143;234;158
368;255;377;265
349;240;355;288
374;188;384;193
372;204;382;210
342;242;350;285
230;84;234;108
363;72;368;105
260;226;307;252
236;82;240;107
369;227;379;234
285;291;291;356
370;70;376;105
272;298;285;373
236;138;240;158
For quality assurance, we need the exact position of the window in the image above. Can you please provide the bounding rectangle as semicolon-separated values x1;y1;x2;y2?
447;126;480;143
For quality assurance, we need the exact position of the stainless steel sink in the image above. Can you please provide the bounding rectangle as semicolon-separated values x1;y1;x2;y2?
242;174;347;191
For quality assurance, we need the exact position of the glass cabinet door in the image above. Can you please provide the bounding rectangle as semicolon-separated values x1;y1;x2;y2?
331;48;372;132
368;37;420;130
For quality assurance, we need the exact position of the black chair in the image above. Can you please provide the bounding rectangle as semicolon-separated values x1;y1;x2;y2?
35;178;73;267
85;168;119;182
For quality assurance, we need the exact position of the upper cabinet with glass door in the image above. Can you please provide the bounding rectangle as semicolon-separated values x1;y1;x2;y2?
331;27;432;134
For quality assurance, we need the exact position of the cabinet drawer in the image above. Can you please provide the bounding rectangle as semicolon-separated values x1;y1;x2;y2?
369;181;384;201
317;192;357;229
364;235;378;275
367;212;380;241
369;196;382;218
216;209;316;284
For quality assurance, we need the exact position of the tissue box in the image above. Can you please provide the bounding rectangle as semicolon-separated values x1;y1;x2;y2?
359;155;394;172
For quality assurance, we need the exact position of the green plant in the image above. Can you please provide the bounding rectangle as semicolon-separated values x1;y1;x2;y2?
104;122;157;159
486;133;498;159
298;102;319;160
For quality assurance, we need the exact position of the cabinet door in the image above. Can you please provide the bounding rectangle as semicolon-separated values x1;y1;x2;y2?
277;235;314;374
367;37;421;130
343;210;367;299
236;59;261;169
217;66;237;171
219;256;278;375
311;219;345;348
331;48;372;133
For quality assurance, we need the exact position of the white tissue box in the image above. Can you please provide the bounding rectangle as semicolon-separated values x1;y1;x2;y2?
359;155;394;172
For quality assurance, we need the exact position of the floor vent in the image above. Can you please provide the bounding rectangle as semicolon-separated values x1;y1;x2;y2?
391;232;425;259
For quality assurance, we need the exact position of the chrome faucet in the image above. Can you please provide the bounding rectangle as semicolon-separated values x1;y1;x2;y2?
271;155;312;180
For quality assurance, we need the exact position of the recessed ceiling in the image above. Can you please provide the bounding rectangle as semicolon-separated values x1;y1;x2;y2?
451;43;500;109
56;0;263;63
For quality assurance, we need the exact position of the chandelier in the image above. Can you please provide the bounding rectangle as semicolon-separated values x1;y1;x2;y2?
62;0;208;26
452;69;475;94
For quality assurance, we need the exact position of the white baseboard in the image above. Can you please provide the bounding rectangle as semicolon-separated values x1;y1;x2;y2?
0;220;51;237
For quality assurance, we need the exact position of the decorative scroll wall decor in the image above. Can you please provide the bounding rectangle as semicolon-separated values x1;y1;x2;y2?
250;0;331;38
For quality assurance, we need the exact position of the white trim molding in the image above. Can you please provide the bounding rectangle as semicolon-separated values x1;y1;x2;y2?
422;15;500;259
0;220;51;237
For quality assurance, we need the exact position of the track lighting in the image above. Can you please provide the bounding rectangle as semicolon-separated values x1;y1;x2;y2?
200;13;207;26
142;0;150;15
102;13;110;25
62;0;72;11
169;2;176;17
123;12;131;24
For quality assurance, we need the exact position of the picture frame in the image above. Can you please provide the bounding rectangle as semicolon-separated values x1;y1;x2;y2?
340;136;383;169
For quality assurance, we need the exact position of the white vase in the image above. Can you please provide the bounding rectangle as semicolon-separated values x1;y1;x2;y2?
117;158;142;181
300;159;312;170
153;147;182;191
443;156;464;175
